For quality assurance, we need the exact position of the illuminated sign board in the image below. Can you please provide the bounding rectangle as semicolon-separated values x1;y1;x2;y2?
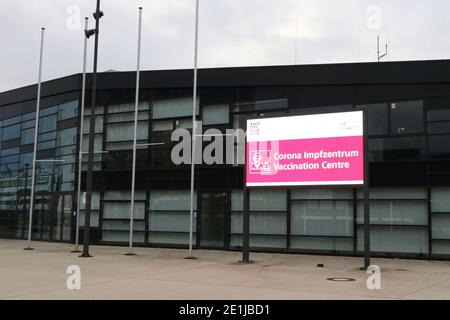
246;111;364;187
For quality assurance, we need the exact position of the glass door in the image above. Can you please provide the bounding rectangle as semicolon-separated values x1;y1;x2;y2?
199;191;228;249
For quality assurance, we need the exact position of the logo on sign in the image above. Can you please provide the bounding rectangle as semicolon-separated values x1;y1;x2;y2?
249;122;260;136
249;150;273;175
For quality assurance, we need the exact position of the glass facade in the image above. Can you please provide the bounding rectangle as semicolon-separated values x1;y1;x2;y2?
0;97;78;241
1;77;450;260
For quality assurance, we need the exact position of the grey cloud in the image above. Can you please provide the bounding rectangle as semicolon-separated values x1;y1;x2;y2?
1;0;450;92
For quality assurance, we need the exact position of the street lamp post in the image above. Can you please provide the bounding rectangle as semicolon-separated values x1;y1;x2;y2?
72;17;89;254
22;163;30;239
186;0;200;260
81;0;103;258
24;27;45;251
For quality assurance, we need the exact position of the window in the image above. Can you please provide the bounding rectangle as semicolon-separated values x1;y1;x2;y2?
79;192;100;227
39;115;57;133
83;115;104;134
428;96;450;121
428;122;450;134
149;190;197;245
230;189;287;249
357;188;429;255
429;135;450;159
3;115;21;126
390;101;424;134
57;127;77;147
431;188;450;213
357;103;388;135
289;189;353;251
202;104;229;125
40;106;57;117
2;124;20;141
357;226;428;254
106;122;148;142
38;131;56;142
152;97;199;119
58;100;78;120
21;128;35;145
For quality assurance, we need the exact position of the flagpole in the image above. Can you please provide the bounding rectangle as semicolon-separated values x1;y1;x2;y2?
186;0;200;259
24;27;45;250
127;7;143;256
72;17;89;253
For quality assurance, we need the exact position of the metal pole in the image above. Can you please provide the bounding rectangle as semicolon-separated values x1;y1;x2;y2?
186;0;200;259
126;7;143;256
363;109;371;269
242;188;251;263
22;164;30;239
24;28;45;251
377;35;380;62
81;0;102;258
72;17;89;253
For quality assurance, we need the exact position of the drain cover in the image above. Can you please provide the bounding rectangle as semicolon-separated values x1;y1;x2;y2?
326;277;356;282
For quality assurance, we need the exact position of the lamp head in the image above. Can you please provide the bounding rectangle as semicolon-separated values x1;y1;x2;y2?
85;29;96;39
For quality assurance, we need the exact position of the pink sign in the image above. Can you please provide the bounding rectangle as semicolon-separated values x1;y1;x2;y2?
246;111;364;187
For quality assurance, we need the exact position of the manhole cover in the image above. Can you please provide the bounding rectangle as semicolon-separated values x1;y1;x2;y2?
326;277;356;282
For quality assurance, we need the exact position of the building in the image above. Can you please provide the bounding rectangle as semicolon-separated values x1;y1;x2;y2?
0;60;450;260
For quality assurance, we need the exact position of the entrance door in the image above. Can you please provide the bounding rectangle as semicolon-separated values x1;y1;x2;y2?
200;192;227;248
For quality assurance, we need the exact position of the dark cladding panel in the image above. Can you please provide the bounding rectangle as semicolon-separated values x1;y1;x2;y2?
289;85;354;109
354;84;428;104
370;162;427;187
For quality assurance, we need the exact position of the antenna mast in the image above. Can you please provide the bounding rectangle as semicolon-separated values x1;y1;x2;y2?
377;35;388;62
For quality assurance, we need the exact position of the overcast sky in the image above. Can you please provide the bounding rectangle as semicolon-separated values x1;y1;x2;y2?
1;0;449;93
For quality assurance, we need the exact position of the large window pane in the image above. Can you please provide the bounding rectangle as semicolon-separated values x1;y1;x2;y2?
357;103;388;135
106;122;148;141
357;200;428;225
21;128;35;145
431;188;450;212
291;201;353;236
83;115;104;134
203;104;229;125
152;97;199;119
80;192;100;210
432;215;450;240
291;189;353;200
103;191;146;201
39;115;57;133
103;202;145;219
290;237;353;251
250;189;286;211
231;190;243;211
357;226;428;254
58;100;78;120
429;135;450;159
149;211;191;232
428;122;450;134
357;187;427;200
390;101;424;134
2;124;20;141
57;127;77;147
150;190;196;211
428;96;450;121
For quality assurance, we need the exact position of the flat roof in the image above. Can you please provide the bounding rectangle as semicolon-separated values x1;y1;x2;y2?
2;59;450;107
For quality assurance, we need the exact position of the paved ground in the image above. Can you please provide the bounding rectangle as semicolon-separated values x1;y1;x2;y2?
0;239;449;300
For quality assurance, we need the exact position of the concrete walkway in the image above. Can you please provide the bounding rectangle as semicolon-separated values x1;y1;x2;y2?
0;240;449;300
